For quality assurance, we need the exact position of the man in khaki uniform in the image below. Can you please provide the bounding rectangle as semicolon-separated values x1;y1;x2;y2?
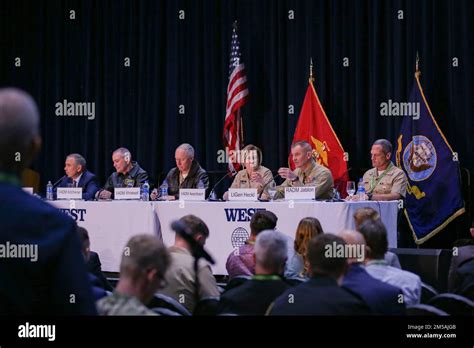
275;141;334;200
158;215;220;313
361;139;407;201
223;144;275;200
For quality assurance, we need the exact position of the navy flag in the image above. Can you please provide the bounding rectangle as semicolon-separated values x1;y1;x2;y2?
395;69;465;245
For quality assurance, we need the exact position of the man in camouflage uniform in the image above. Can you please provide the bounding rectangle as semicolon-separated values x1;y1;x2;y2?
97;235;170;315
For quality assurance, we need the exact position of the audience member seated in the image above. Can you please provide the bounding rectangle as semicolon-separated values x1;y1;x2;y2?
339;229;405;315
158;215;220;313
360;219;421;306
218;231;290;315
284;217;323;280
0;88;96;315
97;235;170;315
354;207;401;268
448;238;474;300
226;210;278;279
77;226;108;301
269;234;371;315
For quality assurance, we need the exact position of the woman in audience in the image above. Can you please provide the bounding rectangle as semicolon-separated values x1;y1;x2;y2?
284;217;323;280
353;207;401;268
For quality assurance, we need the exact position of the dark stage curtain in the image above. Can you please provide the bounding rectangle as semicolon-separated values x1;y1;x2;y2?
1;0;472;244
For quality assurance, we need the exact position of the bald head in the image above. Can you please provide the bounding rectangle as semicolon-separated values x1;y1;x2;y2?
338;229;366;264
0;88;41;173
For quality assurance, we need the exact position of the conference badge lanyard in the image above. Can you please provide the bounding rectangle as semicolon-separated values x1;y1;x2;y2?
368;162;393;194
0;172;21;187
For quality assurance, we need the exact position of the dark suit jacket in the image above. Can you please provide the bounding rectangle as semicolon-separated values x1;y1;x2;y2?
87;251;113;291
269;275;371;315
218;277;290;315
0;181;96;315
342;263;405;315
56;170;100;200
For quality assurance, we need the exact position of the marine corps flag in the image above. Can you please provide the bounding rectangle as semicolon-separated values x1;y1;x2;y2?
396;66;465;245
289;63;348;197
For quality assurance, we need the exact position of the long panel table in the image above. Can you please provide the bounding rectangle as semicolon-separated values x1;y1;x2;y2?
52;200;399;275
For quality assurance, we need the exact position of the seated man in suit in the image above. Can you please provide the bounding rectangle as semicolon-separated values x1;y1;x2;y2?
269;234;371;315
219;230;290;315
97;147;149;200
55;153;100;200
339;229;405;315
77;226;108;301
0;88;96;315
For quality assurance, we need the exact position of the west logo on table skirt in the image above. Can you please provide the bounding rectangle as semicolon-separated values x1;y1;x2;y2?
224;208;266;222
58;208;87;222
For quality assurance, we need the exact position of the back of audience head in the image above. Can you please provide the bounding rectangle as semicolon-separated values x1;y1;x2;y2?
358;219;388;261
0;88;41;174
307;234;348;283
250;210;278;237
353;207;380;231
254;230;288;276
177;214;210;246
76;226;91;262
119;235;170;303
338;229;367;265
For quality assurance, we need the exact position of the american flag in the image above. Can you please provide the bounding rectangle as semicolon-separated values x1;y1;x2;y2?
223;21;249;174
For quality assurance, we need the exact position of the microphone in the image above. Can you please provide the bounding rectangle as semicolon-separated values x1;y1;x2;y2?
207;170;237;201
171;220;215;265
258;173;280;200
52;175;67;188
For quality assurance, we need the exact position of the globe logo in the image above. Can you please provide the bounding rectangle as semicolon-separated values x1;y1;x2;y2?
231;227;249;249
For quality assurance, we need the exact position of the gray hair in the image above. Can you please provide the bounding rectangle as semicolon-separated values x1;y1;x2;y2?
338;229;366;246
113;147;132;162
176;143;195;159
67;153;86;171
0;88;40;171
120;234;171;280
291;140;312;153
373;139;392;155
254;230;288;273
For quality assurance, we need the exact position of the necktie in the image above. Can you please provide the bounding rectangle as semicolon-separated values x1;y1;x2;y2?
74;180;78;188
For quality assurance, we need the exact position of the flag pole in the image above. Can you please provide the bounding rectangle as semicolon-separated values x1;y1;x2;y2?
309;57;315;83
415;51;421;79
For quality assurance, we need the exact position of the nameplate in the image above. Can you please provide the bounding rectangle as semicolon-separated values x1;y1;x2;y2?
228;188;258;201
114;187;140;200
57;187;83;200
179;188;205;201
22;187;34;195
284;186;316;200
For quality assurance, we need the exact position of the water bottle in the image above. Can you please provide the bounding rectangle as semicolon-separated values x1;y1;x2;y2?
46;181;53;201
160;180;168;200
141;181;150;201
357;178;366;200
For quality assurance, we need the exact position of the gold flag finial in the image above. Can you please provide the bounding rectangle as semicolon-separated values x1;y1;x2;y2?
309;57;314;82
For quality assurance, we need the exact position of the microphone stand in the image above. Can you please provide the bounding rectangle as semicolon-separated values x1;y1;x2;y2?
208;171;236;201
